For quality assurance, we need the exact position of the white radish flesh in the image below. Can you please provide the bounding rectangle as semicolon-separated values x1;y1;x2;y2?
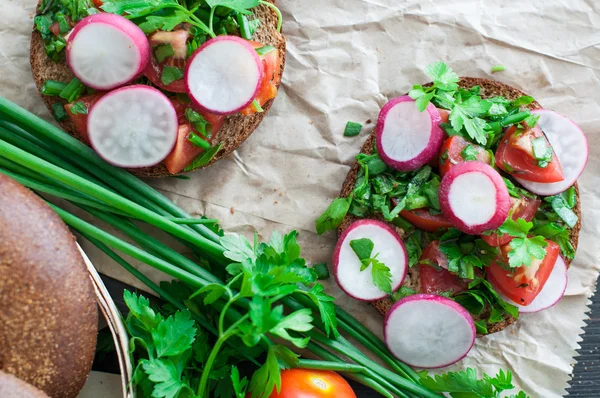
67;14;150;90
515;109;588;196
87;85;178;168
376;96;444;171
333;219;407;301
185;36;263;115
384;294;476;368
499;256;568;313
439;161;510;235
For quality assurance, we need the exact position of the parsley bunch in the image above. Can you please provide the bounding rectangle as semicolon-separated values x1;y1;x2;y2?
420;368;530;398
409;62;538;148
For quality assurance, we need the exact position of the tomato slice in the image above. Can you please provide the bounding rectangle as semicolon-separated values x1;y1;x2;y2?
481;195;541;246
240;41;281;116
438;135;491;177
400;208;453;232
438;108;450;123
268;369;356;398
419;241;467;295
144;29;190;93
163;98;225;174
495;125;564;183
64;92;106;143
487;240;560;306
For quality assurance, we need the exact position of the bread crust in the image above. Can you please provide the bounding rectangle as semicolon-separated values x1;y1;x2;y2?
0;175;98;398
29;1;286;178
338;77;582;335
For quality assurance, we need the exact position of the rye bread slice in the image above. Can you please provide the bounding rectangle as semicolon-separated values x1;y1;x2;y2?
0;371;49;398
0;175;98;398
29;1;286;178
338;77;582;335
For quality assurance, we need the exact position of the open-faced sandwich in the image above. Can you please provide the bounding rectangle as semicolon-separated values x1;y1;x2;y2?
31;0;285;177
317;62;588;369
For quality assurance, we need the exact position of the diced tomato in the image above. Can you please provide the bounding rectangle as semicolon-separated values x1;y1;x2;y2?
144;29;190;93
50;22;61;37
437;108;450;123
241;42;281;116
92;0;104;7
481;195;541;246
487;240;560;306
495;125;564;183
64;92;106;143
438;135;492;177
163;98;225;174
419;241;468;295
400;208;454;232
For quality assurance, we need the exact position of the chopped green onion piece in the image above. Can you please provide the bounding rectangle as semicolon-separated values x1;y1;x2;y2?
154;43;174;63
161;66;184;86
256;45;276;56
41;80;68;96
344;121;363;137
491;65;505;73
184;142;224;171
312;263;330;280
187;132;211;150
69;101;88;115
59;78;85;103
184;108;212;138
55;12;71;34
52;103;67;121
252;100;264;113
236;13;253;40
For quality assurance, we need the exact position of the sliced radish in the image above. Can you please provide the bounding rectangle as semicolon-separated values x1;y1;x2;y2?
87;85;178;168
333;219;407;301
67;13;150;90
376;96;444;171
498;255;568;313
439;161;510;235
384;294;475;368
185;36;263;115
515;109;588;196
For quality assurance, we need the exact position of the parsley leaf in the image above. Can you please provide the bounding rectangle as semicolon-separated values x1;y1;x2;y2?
315;196;352;235
142;358;191;398
370;257;393;294
231;366;248;398
249;346;281;398
161;66;184;86
391;286;417;301
307;284;339;338
420;368;529;398
350;238;374;263
461;144;479;161
499;219;548;267
426;61;459;91
343;121;363;137
270;309;313;348
152;310;196;358
206;0;259;14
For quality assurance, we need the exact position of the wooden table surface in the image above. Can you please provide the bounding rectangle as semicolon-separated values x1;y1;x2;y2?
97;274;600;397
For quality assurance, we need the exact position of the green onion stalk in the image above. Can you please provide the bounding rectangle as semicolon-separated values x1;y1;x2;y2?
0;97;440;398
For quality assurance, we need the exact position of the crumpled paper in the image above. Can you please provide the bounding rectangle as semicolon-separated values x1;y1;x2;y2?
1;0;599;396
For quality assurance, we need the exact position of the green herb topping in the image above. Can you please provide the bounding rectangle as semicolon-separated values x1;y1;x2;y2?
343;121;363;137
350;238;393;294
498;219;548;267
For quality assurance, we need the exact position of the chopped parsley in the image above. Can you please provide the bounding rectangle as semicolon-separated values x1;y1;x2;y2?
52;103;67;121
491;65;506;73
460;144;479;161
161;66;184;86
154;43;175;63
69;101;88;115
531;136;553;168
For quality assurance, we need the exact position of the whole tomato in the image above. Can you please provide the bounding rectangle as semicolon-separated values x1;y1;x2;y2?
268;369;356;398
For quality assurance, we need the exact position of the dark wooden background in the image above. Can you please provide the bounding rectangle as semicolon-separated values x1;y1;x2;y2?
96;274;599;397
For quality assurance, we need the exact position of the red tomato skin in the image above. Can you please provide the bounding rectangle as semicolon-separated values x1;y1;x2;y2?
144;29;190;93
241;41;281;116
437;108;450;124
400;208;454;232
495;125;564;183
92;0;104;7
268;369;356;398
65;92;106;143
481;195;541;246
163;98;225;174
419;241;468;295
486;240;560;306
438;135;491;177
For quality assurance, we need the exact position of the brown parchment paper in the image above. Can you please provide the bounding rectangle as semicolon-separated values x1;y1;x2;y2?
1;0;600;396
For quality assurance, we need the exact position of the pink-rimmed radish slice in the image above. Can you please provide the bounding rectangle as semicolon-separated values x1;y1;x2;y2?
515;109;588;196
87;85;178;168
67;14;150;90
498;255;568;313
384;294;475;368
333;219;407;301
439;161;510;235
185;36;263;115
376;96;444;171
